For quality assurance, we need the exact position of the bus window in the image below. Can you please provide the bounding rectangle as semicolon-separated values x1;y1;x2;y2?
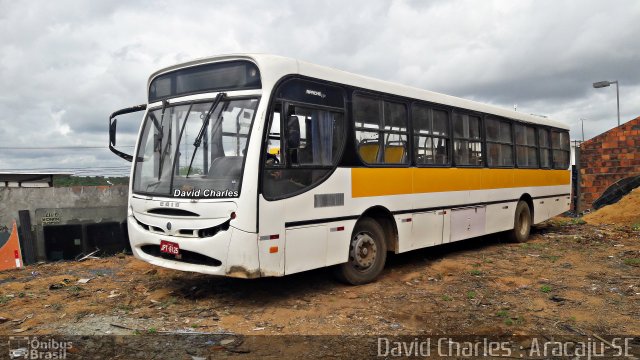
354;95;382;163
286;106;341;166
486;117;514;167
538;128;551;168
453;112;482;166
263;104;345;199
515;124;538;167
383;101;408;164
551;130;570;169
412;104;449;165
354;94;408;165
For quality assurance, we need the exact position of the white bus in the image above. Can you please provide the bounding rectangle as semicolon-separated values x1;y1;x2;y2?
109;54;571;284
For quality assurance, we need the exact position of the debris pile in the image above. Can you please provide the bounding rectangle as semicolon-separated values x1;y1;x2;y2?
583;187;640;226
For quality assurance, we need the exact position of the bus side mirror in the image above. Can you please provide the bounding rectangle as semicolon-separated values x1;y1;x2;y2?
287;115;301;149
109;104;147;162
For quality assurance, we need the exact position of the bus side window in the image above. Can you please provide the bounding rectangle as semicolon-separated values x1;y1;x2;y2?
412;105;450;166
453;112;482;166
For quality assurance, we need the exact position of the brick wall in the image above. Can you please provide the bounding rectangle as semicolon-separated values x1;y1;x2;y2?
579;116;640;210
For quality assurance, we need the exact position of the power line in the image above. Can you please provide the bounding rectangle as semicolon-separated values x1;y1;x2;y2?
1;167;131;170
0;167;131;176
0;146;134;150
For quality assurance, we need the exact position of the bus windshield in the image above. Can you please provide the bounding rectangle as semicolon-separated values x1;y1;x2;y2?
132;97;259;198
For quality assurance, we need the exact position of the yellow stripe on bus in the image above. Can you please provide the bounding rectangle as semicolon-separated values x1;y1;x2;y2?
351;168;570;198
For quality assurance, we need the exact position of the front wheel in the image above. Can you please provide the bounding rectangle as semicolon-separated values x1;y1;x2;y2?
334;217;387;285
508;200;532;243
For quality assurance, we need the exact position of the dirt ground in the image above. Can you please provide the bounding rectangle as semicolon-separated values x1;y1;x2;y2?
0;218;640;358
1;219;638;341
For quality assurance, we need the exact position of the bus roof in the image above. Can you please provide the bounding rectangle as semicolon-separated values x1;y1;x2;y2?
149;53;568;130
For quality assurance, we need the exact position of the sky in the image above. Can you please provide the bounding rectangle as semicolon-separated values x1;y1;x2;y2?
1;0;639;176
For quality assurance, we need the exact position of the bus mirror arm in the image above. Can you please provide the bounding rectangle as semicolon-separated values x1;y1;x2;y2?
109;104;147;162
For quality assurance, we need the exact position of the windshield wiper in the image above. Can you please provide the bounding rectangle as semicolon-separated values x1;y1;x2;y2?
185;92;226;178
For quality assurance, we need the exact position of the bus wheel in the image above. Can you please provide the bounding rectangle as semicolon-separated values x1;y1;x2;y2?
335;217;387;285
508;201;531;243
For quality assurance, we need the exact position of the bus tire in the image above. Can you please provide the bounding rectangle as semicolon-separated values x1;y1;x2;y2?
335;217;387;285
508;201;532;243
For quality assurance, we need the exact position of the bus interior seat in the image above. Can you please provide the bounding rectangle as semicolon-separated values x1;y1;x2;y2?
207;156;243;178
358;139;379;163
384;141;406;163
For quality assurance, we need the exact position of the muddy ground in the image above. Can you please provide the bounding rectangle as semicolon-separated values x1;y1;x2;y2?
0;219;639;358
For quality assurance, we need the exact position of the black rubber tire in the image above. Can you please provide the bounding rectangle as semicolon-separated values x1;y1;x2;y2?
508;201;532;243
334;217;387;285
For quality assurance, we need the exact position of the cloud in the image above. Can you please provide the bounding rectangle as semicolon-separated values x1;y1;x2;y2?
0;0;639;174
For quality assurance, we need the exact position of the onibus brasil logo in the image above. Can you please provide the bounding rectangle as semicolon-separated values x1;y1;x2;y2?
9;336;72;359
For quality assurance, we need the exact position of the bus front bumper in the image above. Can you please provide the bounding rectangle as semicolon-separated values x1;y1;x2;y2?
127;216;261;278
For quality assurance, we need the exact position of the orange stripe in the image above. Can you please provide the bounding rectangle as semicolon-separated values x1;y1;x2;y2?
351;168;570;198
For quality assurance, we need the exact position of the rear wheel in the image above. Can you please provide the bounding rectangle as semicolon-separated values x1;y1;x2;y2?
508;200;532;243
335;217;387;285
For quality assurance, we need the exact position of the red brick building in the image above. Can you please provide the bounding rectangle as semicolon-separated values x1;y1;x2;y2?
579;116;640;210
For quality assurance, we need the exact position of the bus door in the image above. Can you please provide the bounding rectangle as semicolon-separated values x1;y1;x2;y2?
259;78;347;275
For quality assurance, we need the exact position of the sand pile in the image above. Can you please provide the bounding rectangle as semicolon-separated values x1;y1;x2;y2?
583;187;640;226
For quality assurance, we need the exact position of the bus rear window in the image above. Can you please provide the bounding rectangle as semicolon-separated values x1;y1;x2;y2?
149;61;261;102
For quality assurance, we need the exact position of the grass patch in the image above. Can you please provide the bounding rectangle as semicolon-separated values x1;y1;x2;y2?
623;258;640;267
466;291;476;299
147;327;157;334
470;270;483;276
441;295;453;302
117;304;134;313
496;310;509;318
520;243;544;250
0;295;11;305
632;224;640;231
541;255;561;262
555;218;586;226
67;286;83;293
540;285;552;293
160;297;178;308
504;316;524;326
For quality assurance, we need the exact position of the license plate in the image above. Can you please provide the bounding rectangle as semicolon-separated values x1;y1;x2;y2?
160;240;179;255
